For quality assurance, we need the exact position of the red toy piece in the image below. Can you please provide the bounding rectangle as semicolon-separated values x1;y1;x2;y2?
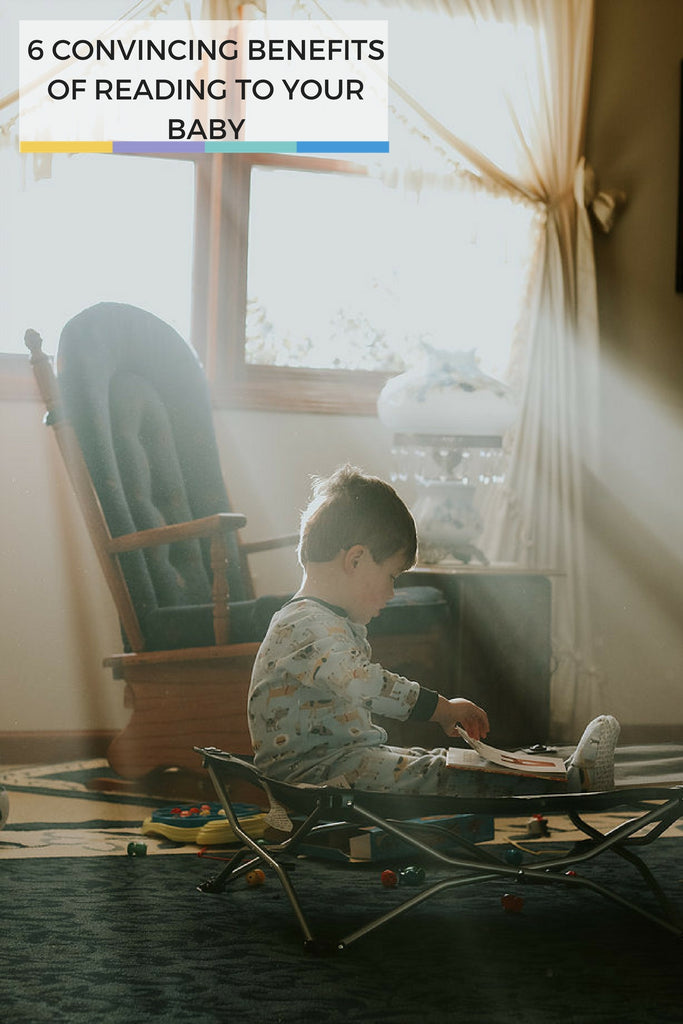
381;866;426;888
525;814;550;838
501;892;524;913
246;868;266;887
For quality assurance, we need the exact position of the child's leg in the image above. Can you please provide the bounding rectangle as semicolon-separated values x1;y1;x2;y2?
286;715;620;796
326;744;563;798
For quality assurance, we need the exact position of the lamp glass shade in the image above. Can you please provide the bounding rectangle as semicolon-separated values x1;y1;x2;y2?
377;347;518;564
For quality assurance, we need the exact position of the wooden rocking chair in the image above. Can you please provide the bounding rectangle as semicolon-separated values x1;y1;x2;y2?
26;303;450;786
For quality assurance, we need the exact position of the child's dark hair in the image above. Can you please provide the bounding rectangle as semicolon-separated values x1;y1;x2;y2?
298;465;417;569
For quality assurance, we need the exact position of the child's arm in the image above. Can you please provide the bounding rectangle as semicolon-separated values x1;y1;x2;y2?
430;695;489;741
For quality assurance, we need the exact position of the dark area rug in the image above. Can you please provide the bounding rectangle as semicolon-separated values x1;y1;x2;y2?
2;841;682;1024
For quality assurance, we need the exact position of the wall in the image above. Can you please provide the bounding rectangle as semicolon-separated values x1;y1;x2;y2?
584;0;683;728
1;0;682;747
211;409;396;597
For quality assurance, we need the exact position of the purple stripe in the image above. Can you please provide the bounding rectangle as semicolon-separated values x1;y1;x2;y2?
112;141;205;154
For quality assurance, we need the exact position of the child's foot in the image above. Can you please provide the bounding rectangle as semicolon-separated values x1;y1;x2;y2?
566;715;621;791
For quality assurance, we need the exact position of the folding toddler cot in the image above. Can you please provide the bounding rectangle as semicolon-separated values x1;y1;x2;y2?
195;746;683;954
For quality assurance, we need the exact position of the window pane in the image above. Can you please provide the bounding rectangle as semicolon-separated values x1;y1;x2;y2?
1;152;195;354
246;165;539;380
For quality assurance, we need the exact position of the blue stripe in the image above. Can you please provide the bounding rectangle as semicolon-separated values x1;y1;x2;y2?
296;141;389;153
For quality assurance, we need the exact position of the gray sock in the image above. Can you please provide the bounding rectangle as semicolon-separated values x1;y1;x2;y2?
565;715;621;792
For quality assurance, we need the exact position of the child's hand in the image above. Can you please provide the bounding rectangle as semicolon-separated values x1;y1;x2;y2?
431;696;490;741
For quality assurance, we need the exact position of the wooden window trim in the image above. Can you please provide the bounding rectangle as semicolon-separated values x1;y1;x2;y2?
192;152;391;416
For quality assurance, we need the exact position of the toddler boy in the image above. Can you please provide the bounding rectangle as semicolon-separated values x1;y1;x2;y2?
247;466;619;796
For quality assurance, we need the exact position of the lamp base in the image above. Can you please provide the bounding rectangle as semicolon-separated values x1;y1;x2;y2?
417;541;490;566
413;480;489;565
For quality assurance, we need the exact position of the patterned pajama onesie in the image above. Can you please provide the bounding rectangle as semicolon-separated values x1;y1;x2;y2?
248;597;555;797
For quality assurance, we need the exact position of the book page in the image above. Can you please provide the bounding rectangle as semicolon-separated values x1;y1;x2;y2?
453;726;567;776
446;748;494;770
446;747;524;775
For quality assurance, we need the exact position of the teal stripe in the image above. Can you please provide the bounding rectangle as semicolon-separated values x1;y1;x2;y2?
204;141;297;153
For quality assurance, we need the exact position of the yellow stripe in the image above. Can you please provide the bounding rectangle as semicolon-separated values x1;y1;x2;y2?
20;141;113;154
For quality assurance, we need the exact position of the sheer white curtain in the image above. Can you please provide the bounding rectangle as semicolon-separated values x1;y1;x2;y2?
446;0;603;736
278;0;606;736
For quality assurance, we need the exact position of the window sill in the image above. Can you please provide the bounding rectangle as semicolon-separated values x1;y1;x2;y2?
0;352;390;415
210;364;391;416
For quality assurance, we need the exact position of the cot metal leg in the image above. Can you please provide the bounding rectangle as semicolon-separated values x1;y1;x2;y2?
197;848;252;893
198;761;325;947
611;845;678;923
343;797;683;941
550;869;683;936
566;803;682;927
339;874;497;950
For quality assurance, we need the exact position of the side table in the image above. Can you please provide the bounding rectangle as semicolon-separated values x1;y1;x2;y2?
381;564;560;750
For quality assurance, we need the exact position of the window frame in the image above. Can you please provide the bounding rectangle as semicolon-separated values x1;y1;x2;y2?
192;152;393;416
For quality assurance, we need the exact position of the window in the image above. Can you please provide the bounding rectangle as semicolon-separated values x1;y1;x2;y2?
192;0;544;414
195;151;540;414
0;0;199;399
247;165;537;379
0;149;195;398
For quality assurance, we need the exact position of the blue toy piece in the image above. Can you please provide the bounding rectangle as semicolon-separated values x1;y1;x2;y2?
400;865;426;886
504;847;524;866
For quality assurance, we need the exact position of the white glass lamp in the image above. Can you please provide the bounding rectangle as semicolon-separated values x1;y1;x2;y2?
378;346;518;564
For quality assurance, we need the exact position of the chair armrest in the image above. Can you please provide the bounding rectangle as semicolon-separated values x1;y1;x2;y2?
241;533;299;555
106;513;247;554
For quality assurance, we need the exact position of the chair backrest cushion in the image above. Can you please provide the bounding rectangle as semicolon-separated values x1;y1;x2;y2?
57;302;249;626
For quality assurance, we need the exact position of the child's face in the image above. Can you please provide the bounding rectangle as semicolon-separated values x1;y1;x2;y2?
345;548;407;625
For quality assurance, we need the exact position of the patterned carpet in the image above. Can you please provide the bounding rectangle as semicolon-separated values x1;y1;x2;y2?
2;756;683;1022
2;842;683;1024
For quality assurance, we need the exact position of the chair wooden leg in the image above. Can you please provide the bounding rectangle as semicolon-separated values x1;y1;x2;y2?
106;660;254;780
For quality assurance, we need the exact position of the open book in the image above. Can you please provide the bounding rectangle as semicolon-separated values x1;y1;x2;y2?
447;726;567;781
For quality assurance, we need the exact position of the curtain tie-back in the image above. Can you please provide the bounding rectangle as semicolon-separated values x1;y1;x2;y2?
574;156;626;234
